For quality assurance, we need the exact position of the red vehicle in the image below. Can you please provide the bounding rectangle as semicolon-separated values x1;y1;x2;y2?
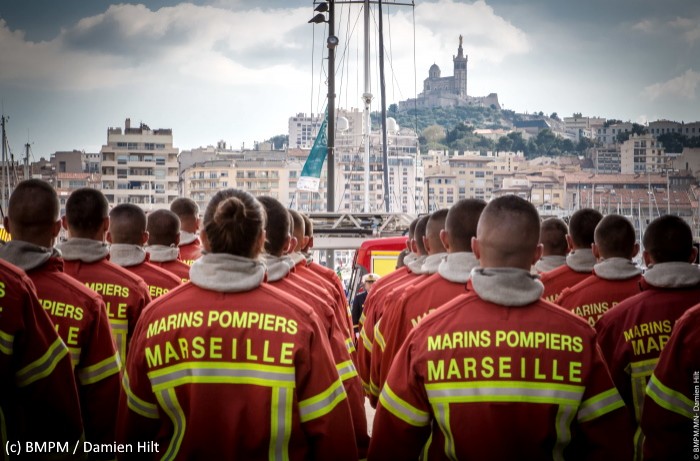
347;236;407;306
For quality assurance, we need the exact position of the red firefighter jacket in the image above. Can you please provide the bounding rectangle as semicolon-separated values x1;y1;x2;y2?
595;262;700;459
642;302;700;461
109;244;181;300
146;245;191;282
306;257;354;335
540;249;597;302
368;268;633;461
0;258;84;453
59;238;151;361
118;253;358;461
177;232;202;266
557;258;643;327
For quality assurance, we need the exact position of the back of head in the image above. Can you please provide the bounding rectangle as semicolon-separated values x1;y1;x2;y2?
7;179;59;242
65;188;109;238
257;196;290;256
203;189;266;258
445;198;487;252
288;209;305;249
540;218;569;256
594;214;636;259
302;214;313;238
643;215;693;263
414;215;430;255
170;197;199;232
426;209;449;254
476;195;541;269
569;208;603;249
408;218;419;240
147;209;181;246
109;204;147;245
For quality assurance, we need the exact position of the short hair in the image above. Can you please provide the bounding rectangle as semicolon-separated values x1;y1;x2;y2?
170;197;199;218
594;214;636;258
408;218;419;240
257;196;291;256
477;195;540;267
147;209;180;246
203;189;266;257
288;209;305;242
643;215;693;263
109;204;147;245
414;215;430;255
426;209;449;253
65;188;109;235
569;208;603;249
540;218;569;256
302;214;313;237
445;199;487;252
8;179;59;237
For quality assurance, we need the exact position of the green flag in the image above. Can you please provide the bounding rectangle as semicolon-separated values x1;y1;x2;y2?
297;110;328;192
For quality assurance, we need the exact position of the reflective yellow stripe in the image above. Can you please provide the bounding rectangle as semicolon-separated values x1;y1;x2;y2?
433;403;457;460
379;384;430;427
157;388;186;461
147;361;296;392
369;378;380;398
426;381;585;406
269;387;292;461
345;337;356;354
374;321;386;352
122;372;159;419
68;347;81;369
360;328;373;352
299;378;346;423
336;360;358;381
646;374;694;419
16;337;68;387
78;353;121;385
553;405;576;461
360;377;371;394
0;329;13;355
359;312;366;326
577;388;625;422
630;359;657;461
109;319;129;361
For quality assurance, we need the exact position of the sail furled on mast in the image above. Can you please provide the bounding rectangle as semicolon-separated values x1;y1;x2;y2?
297;109;328;192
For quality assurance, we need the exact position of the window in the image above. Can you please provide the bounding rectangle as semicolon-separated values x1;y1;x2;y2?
117;155;128;165
156;156;166;165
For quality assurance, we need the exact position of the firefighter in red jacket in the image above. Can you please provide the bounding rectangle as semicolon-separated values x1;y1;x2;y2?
118;189;357;460
170;197;202;265
540;208;603;302
108;204;181;299
145;209;191;282
595;215;700;460
642;302;700;460
534;217;569;273
258;196;369;457
557;214;643;326
0;257;85;457
0;180;121;458
374;199;486;392
368;195;632;461
58;187;151;361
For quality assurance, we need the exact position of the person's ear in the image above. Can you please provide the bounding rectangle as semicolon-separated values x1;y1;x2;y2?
289;236;298;254
439;229;450;252
61;216;69;231
52;220;62;238
690;246;699;264
282;235;293;255
106;231;113;244
532;243;544;265
565;234;574;250
423;235;431;255
175;232;181;247
471;237;481;260
256;230;267;256
410;238;419;254
200;228;210;252
631;242;640;259
142;231;149;246
643;250;653;267
592;243;601;260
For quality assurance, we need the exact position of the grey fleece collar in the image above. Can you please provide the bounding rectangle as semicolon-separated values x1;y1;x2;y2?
404;253;418;267
470;267;544;306
179;231;199;246
593;257;642;280
438;252;479;284
566;249;597;273
407;255;427;274
643;262;700;288
418;252;448;275
535;255;567;273
190;253;265;292
289;252;306;267
263;254;292;282
0;240;58;272
56;238;110;263
109;244;147;268
146;244;180;263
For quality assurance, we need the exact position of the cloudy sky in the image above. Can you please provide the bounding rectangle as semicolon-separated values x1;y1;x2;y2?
0;0;698;158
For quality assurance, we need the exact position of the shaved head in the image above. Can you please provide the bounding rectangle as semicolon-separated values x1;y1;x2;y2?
147;209;180;246
444;199;487;252
109;204;147;245
540;218;569;256
6;179;59;244
569;208;603;249
65;188;109;237
170;197;199;232
426;209;449;254
288;209;305;252
258;197;291;256
414;215;430;256
643;215;694;264
475;195;541;269
594;214;637;259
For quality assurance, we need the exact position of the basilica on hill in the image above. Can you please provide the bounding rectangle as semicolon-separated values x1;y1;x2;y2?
398;36;501;111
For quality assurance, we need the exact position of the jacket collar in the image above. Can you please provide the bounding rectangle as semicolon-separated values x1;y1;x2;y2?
263;254;293;282
190;253;265;292
179;231;199;246
146;244;180;263
109;243;147;267
0;240;60;272
406;254;427;274
643;262;700;288
56;238;110;263
470;267;544;306
534;255;567;273
438;252;479;284
593;257;642;281
403;253;418;267
418;252;448;275
566;248;597;273
289;252;306;267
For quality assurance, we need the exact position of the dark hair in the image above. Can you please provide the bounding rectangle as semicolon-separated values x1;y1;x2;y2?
594;214;636;258
65;188;109;235
147;209;180;246
414;215;430;255
109;204;147;244
170;197;199;217
643;215;693;263
8;179;59;238
302;214;313;237
408;218;419;239
257;196;290;256
203;189;266;257
445;199;487;252
569;208;603;249
540;218;569;255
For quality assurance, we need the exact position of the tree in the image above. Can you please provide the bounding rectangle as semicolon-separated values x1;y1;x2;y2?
422;125;446;144
388;103;398;114
507;132;527;154
550;112;560;121
496;136;513;152
266;134;288;150
658;132;686;153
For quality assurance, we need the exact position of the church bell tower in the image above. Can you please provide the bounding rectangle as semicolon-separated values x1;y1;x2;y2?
453;35;468;98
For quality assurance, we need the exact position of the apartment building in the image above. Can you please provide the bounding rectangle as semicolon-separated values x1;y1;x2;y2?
620;133;666;174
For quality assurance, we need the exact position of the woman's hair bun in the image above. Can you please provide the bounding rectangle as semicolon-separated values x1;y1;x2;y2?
214;197;245;226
